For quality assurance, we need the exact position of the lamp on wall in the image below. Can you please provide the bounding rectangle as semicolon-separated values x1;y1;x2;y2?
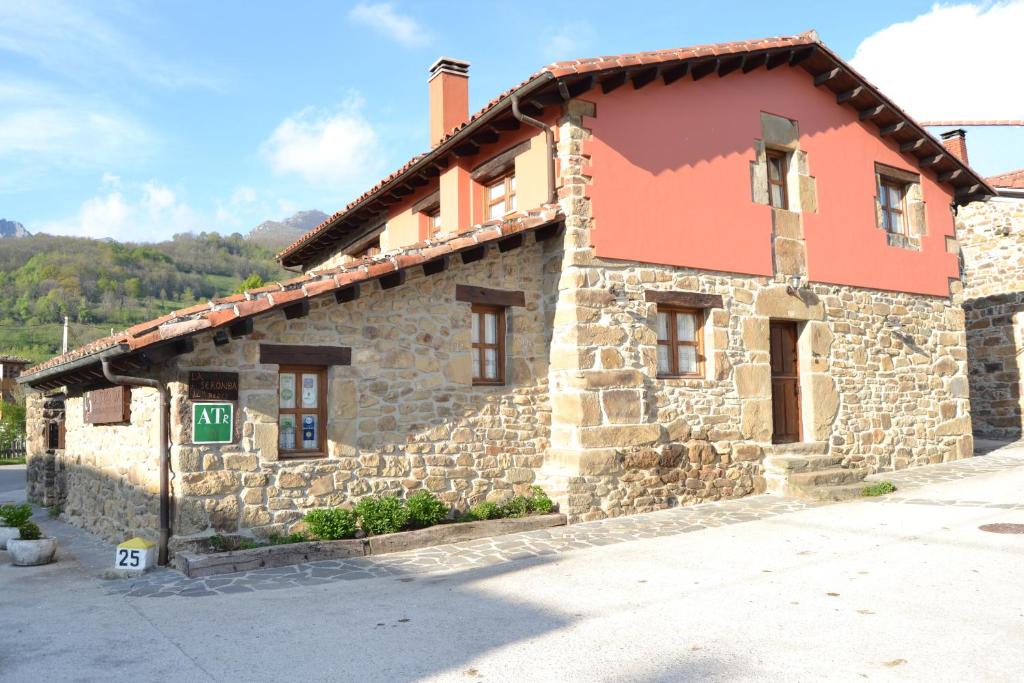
785;274;803;296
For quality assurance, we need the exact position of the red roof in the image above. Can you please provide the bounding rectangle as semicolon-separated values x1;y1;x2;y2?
279;29;993;266
987;169;1024;189
278;31;821;264
20;206;563;385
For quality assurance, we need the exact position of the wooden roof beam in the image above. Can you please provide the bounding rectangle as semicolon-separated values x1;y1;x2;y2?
600;72;627;93
836;86;864;104
765;49;791;70
859;104;886;121
919;154;943;168
938;169;964;183
880;121;906;137
900;138;926;153
661;62;690;84
717;56;743;78
631;66;660;89
813;67;841;86
690;58;718;81
741;53;767;73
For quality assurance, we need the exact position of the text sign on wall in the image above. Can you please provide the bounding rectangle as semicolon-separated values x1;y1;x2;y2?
192;402;234;444
188;371;239;401
84;386;131;424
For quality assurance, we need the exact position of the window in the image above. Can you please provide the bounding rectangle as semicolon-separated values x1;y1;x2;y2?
427;208;442;236
277;366;326;457
656;307;704;378
486;174;516;220
766;149;788;209
471;304;505;385
878;176;907;235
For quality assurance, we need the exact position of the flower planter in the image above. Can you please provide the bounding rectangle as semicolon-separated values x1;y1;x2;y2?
8;537;58;566
0;526;19;550
176;513;567;578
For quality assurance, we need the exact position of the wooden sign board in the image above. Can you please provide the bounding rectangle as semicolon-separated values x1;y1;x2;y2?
188;371;239;401
84;386;131;425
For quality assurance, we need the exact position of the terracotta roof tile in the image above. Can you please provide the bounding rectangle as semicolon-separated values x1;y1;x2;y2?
21;205;563;382
987;168;1024;189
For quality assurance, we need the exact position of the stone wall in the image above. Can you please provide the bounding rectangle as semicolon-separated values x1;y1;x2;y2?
957;195;1024;439
165;236;559;544
539;97;972;522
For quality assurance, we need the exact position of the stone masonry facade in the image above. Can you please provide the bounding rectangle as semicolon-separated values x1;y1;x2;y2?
956;195;1024;439
25;98;976;547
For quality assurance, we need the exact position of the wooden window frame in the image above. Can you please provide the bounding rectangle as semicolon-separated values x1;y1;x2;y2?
427;207;442;235
486;173;516;221
471;304;506;386
277;365;328;459
766;149;789;210
656;306;705;379
878;176;908;236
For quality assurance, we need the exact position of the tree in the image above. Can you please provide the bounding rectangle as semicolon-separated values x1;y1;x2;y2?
233;273;265;294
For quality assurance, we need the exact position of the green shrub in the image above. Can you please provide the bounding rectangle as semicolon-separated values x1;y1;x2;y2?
355;496;410;536
499;496;532;519
406;490;449;528
861;481;896;497
528;486;554;514
467;501;501;521
0;502;32;528
304;508;357;540
267;532;308;545
19;521;42;541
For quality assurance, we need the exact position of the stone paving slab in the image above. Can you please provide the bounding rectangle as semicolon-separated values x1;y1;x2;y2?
24;440;1024;600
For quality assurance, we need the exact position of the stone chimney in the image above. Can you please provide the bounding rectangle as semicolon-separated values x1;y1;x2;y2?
429;57;470;148
940;129;969;164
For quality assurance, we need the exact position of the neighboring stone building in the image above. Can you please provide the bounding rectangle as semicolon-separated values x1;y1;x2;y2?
955;154;1024;440
0;355;29;418
20;31;992;562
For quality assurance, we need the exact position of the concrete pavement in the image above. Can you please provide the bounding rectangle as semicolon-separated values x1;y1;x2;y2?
0;464;25;503
1;444;1022;681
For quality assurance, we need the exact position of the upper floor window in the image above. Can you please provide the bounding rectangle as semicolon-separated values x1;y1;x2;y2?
487;174;516;221
766;149;788;209
427;208;442;236
471;304;505;385
656;307;704;378
278;366;326;458
878;176;907;235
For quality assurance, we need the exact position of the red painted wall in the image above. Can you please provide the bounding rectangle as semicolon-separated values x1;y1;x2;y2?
584;67;958;296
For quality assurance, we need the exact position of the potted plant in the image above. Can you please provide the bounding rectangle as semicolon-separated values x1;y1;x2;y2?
8;522;58;566
0;502;31;549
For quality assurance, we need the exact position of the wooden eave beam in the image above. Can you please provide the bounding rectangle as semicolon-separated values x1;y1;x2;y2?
836;86;864;104
631;66;660;89
452;142;480;157
461;245;487;264
534;221;563;242
919;154;943;168
741;53;767;73
859;104;886;121
938;169;963;183
691;58;718;81
422;255;449;276
813;67;841;86
661;62;690;84
880;121;906;137
334;284;360;303
565;75;595;97
379;271;406;290
229;318;254;338
956;183;982;197
497;234;524;252
600;71;628;93
472;128;500;146
283;300;310;320
765;50;791;70
492;117;520;131
789;47;814;65
900;138;925;153
717;56;743;78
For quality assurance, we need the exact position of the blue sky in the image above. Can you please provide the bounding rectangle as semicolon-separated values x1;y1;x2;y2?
1;0;1022;241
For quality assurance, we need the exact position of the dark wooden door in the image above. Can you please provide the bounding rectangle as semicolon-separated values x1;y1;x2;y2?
769;321;801;443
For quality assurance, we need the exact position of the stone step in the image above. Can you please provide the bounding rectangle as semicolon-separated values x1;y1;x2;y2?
798;482;869;502
789;467;868;488
763;454;845;474
769;441;830;457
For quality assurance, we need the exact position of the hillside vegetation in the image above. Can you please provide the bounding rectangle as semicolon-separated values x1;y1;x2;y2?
0;232;289;362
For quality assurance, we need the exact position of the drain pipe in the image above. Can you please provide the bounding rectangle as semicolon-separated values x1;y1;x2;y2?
511;94;556;203
102;357;170;566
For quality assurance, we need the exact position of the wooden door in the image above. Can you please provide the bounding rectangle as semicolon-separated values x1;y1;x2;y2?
770;321;801;443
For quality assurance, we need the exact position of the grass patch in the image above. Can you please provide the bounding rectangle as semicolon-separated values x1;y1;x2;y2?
0;458;25;466
861;481;896;497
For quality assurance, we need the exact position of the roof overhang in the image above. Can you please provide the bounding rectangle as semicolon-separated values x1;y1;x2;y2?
277;32;995;268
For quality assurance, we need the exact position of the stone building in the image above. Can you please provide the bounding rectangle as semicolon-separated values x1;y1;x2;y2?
20;31;992;563
953;143;1024;440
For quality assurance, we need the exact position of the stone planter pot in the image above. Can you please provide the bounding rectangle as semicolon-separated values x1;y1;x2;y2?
8;537;58;566
0;526;19;550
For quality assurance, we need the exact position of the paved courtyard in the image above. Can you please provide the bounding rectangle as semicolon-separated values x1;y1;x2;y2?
1;441;1023;681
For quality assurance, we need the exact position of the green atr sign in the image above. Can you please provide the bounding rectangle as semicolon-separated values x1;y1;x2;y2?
192;402;234;444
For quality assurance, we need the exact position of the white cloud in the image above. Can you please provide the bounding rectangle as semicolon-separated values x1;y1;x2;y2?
0;0;218;89
214;186;260;227
260;95;384;187
348;3;431;47
38;178;201;242
541;22;595;62
850;2;1024;120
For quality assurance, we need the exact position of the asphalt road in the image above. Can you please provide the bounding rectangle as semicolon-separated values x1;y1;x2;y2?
1;447;1023;682
0;465;25;503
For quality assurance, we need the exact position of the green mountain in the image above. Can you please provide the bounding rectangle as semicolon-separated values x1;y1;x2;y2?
0;229;291;363
247;210;328;251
